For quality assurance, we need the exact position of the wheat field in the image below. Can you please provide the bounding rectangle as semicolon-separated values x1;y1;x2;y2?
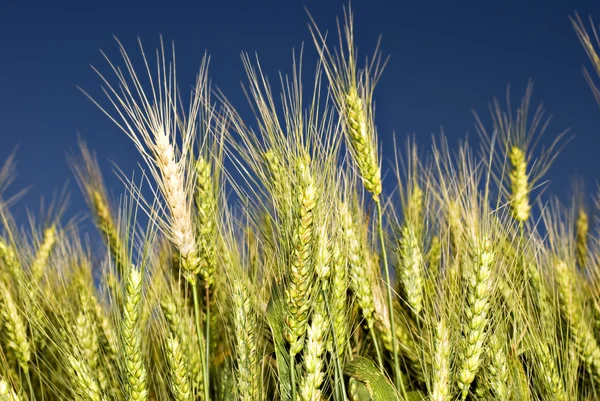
1;7;600;401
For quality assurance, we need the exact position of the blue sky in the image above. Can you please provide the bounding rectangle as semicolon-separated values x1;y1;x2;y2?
1;0;600;226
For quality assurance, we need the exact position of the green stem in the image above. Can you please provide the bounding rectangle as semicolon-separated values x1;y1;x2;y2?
205;288;211;398
192;280;209;401
290;351;297;401
26;369;35;401
518;221;526;341
375;198;407;398
370;326;385;371
322;288;348;400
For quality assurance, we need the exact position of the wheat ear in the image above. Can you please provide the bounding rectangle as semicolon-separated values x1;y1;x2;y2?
299;299;327;401
166;334;193;401
575;208;588;269
78;283;119;363
0;281;30;374
74;309;104;390
30;224;57;282
121;267;147;401
339;203;377;345
232;282;258;401
329;235;349;361
91;190;127;275
398;224;424;317
284;155;317;356
0;240;21;283
508;146;531;223
68;354;106;401
161;296;204;397
194;156;218;289
554;260;600;382
344;86;382;197
431;317;451;401
0;378;22;401
457;237;495;400
536;344;567;401
487;331;510;400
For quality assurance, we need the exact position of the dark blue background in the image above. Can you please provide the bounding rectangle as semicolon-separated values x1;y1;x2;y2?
1;0;599;228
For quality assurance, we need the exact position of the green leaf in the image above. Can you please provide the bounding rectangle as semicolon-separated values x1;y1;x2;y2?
343;357;401;401
349;377;372;401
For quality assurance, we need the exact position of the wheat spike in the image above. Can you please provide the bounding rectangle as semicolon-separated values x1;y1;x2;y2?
339;202;376;335
554;260;600;382
165;334;193;401
431;317;451;401
299;300;327;401
284;155;318;356
575;208;588;269
68;354;106;401
195;156;218;289
0;281;30;374
121;267;147;401
232;282;258;401
508;146;531;223
398;224;424;317
536;344;567;401
91;190;127;274
344;87;382;197
457;237;495;399
30;224;57;282
0;378;22;401
328;235;349;361
487;331;510;400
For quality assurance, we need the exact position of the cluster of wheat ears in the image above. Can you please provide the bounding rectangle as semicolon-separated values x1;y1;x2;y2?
3;8;600;401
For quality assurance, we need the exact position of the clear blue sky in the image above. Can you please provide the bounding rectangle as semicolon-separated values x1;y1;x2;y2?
1;0;600;225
